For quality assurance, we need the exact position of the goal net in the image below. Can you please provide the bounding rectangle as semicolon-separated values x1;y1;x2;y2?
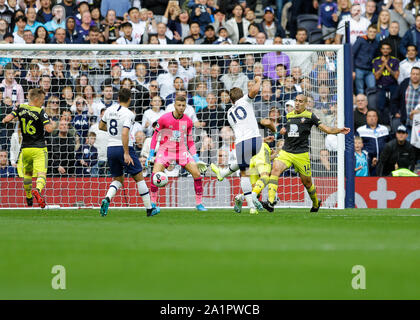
0;44;345;209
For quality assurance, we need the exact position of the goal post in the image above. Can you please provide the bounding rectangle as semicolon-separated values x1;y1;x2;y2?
0;44;348;209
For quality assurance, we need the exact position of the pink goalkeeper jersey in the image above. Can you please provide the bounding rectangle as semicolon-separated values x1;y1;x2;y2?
150;112;196;155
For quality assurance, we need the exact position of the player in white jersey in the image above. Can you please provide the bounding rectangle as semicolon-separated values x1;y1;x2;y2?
211;76;264;213
98;88;158;217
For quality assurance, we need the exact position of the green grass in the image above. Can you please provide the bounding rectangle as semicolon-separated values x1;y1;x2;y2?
1;208;420;299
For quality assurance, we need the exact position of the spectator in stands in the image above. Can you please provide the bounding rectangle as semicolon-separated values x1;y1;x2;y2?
199;134;217;165
220;59;249;94
335;4;370;45
0;1;13;28
102;64;121;94
190;0;212;34
156;59;180;100
13;15;26;43
148;79;160;101
51;59;71;95
50;119;77;176
354;93;369;129
188;60;211;94
65;16;80;43
192;81;208;112
363;0;378;24
84;25;102;44
76;10;92;42
23;7;43;34
214;26;231;44
100;0;130;20
317;0;338;44
209;63;225;93
75;131;98;176
0;150;16;177
373;42;400;119
52;27;67;44
356;109;390;176
0;19;9;41
390;0;415;37
142;95;165;136
225;4;249;44
376;9;391;42
312;149;337;177
91;84;114;117
243;22;259;44
354;136;369;177
259;6;285;40
398;45;420;83
0;63;24;106
400;14;420;59
381;21;403;61
61;0;76;19
21;63;40;94
33;25;49;43
261;40;290;80
377;124;417;176
36;0;53;24
187;21;203;44
277;75;298;104
352;24;379;94
45;95;61;123
196;92;227;134
45;5;66;36
254;84;277;120
60;86;74;110
164;77;190;106
116;21;139;45
391;66;420;134
210;9;225;32
146;58;165;82
201;24;217;44
102;9;119;44
88;107;107;176
71;95;90;142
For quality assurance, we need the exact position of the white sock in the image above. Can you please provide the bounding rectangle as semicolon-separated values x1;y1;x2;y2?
220;163;239;178
106;180;122;201
137;180;152;209
240;177;254;208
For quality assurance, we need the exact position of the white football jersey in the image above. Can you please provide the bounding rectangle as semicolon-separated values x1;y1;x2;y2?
102;104;135;147
227;95;261;144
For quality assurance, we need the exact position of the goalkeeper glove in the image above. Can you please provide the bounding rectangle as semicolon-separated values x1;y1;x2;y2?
193;154;207;173
146;150;155;168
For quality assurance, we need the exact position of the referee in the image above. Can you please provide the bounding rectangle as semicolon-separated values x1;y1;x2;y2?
2;88;55;207
263;94;350;212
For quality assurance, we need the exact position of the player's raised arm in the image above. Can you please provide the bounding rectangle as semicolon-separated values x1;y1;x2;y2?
318;124;351;135
248;76;262;99
260;118;277;133
2;113;15;124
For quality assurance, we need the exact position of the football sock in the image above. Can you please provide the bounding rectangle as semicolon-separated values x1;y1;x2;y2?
267;175;279;203
306;184;319;208
240;177;254;208
252;175;269;197
137;180;151;209
194;177;203;205
150;174;158;203
106;180;122;201
35;175;46;193
23;176;32;198
219;163;239;178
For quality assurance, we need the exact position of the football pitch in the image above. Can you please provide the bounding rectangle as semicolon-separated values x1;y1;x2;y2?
1;208;420;300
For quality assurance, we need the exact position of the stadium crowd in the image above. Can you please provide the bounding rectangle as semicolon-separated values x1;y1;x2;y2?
0;0;419;179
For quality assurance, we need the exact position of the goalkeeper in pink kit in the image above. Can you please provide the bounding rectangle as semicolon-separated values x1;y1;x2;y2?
147;96;207;212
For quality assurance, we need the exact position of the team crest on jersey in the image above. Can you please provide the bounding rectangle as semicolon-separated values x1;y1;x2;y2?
301;118;305;123
288;124;299;137
182;125;186;131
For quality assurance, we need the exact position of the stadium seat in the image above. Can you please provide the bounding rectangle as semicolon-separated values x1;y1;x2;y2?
297;14;319;34
309;29;323;44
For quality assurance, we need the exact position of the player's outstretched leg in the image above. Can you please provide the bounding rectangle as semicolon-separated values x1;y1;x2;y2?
32;188;46;208
134;174;159;217
234;194;244;213
101;180;122;216
23;175;33;207
300;174;321;213
210;163;239;182
150;173;161;214
194;177;207;211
